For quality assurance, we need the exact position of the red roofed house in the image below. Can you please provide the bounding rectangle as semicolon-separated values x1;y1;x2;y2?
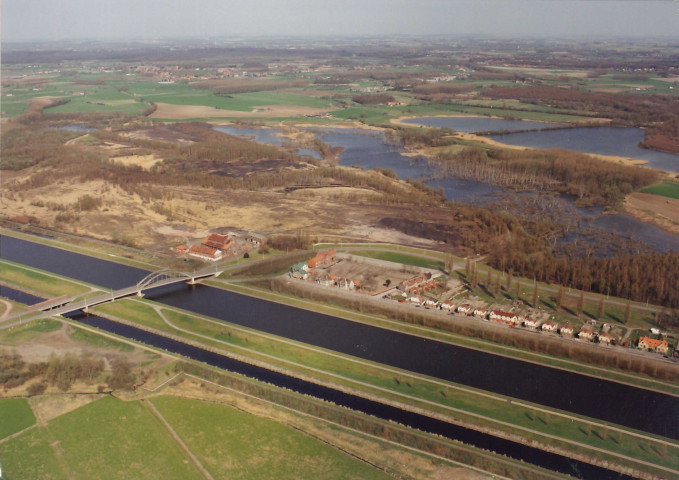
578;328;595;341
457;304;473;315
202;233;233;252
308;249;336;269
441;302;456;311
598;332;612;345
638;336;669;355
473;307;487;318
174;245;188;255
489;310;518;325
560;325;574;337
398;272;433;294
188;245;222;262
524;318;540;329
541;321;558;333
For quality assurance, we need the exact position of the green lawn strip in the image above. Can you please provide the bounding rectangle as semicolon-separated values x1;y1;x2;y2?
641;182;679;200
347;250;445;270
0;260;92;299
157;306;679;473
0;398;36;439
151;396;393;480
0;318;62;344
68;325;134;352
46;396;202;480
0;426;67;480
222;280;677;396
91;297;679;472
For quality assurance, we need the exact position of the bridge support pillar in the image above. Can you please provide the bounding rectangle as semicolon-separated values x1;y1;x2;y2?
136;291;145;298
187;278;197;285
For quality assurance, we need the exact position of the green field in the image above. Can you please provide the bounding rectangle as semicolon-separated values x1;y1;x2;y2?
68;326;134;352
0;318;63;344
151;396;393;479
0;398;36;439
0;395;394;480
348;250;445;270
0;427;67;480
47;396;203;479
0;260;91;298
641;182;679;199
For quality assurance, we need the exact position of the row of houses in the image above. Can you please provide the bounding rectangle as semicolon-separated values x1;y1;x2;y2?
398;273;440;294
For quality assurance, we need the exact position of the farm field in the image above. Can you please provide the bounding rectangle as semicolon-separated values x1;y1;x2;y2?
0;394;396;480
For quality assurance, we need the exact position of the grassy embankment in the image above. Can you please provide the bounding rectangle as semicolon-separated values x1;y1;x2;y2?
0;398;36;439
88;297;679;477
641;182;679;200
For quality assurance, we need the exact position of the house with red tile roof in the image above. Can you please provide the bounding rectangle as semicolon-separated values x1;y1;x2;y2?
202;233;233;251
560;325;574;337
489;310;518;325
524;318;540;329
188;245;222;262
457;304;473;315
638;336;669;355
578;328;595;341
598;332;612;345
308;249;336;269
541;321;558;333
473;307;487;318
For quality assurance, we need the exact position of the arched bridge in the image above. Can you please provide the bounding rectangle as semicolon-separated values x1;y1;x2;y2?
19;265;223;320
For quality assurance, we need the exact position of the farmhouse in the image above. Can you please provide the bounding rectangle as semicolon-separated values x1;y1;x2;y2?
202;233;233;251
638;336;669;355
578;328;595;341
291;262;309;280
560;325;574;337
246;232;267;246
188;245;222;262
308;249;336;269
541;321;558;333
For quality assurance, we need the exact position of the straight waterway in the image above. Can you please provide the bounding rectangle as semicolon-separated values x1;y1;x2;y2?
1;234;677;443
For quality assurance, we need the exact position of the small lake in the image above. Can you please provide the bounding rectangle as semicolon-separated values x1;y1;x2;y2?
489;126;679;173
214;125;322;159
402;116;561;132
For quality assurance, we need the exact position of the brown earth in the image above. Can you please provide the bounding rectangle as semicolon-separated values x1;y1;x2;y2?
624;192;679;235
150;103;331;120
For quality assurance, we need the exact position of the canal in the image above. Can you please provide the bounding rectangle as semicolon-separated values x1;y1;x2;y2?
1;234;678;443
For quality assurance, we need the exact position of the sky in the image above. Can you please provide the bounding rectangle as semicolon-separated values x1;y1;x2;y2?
3;0;679;42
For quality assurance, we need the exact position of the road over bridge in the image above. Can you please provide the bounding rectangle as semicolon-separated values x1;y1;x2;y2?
4;266;223;324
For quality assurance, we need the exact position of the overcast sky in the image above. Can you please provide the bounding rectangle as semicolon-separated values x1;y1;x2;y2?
3;0;679;42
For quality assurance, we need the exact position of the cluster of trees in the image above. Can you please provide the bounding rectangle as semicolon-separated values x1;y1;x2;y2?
640;117;679;154
435;147;659;206
388;126;457;148
0;350;109;393
483;85;679;148
351;93;395;105
491;251;679;309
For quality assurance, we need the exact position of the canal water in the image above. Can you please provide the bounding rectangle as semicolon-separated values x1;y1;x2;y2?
2;235;678;442
68;313;632;480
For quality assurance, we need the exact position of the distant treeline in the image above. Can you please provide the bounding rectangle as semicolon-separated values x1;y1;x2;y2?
434;147;659;206
352;93;395;105
193;78;307;95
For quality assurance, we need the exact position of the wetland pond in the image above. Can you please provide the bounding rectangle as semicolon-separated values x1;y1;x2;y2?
214;123;679;252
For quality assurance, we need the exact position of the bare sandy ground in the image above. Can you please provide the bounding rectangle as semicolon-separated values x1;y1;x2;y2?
150;103;330;119
624;192;679;235
111;153;161;170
